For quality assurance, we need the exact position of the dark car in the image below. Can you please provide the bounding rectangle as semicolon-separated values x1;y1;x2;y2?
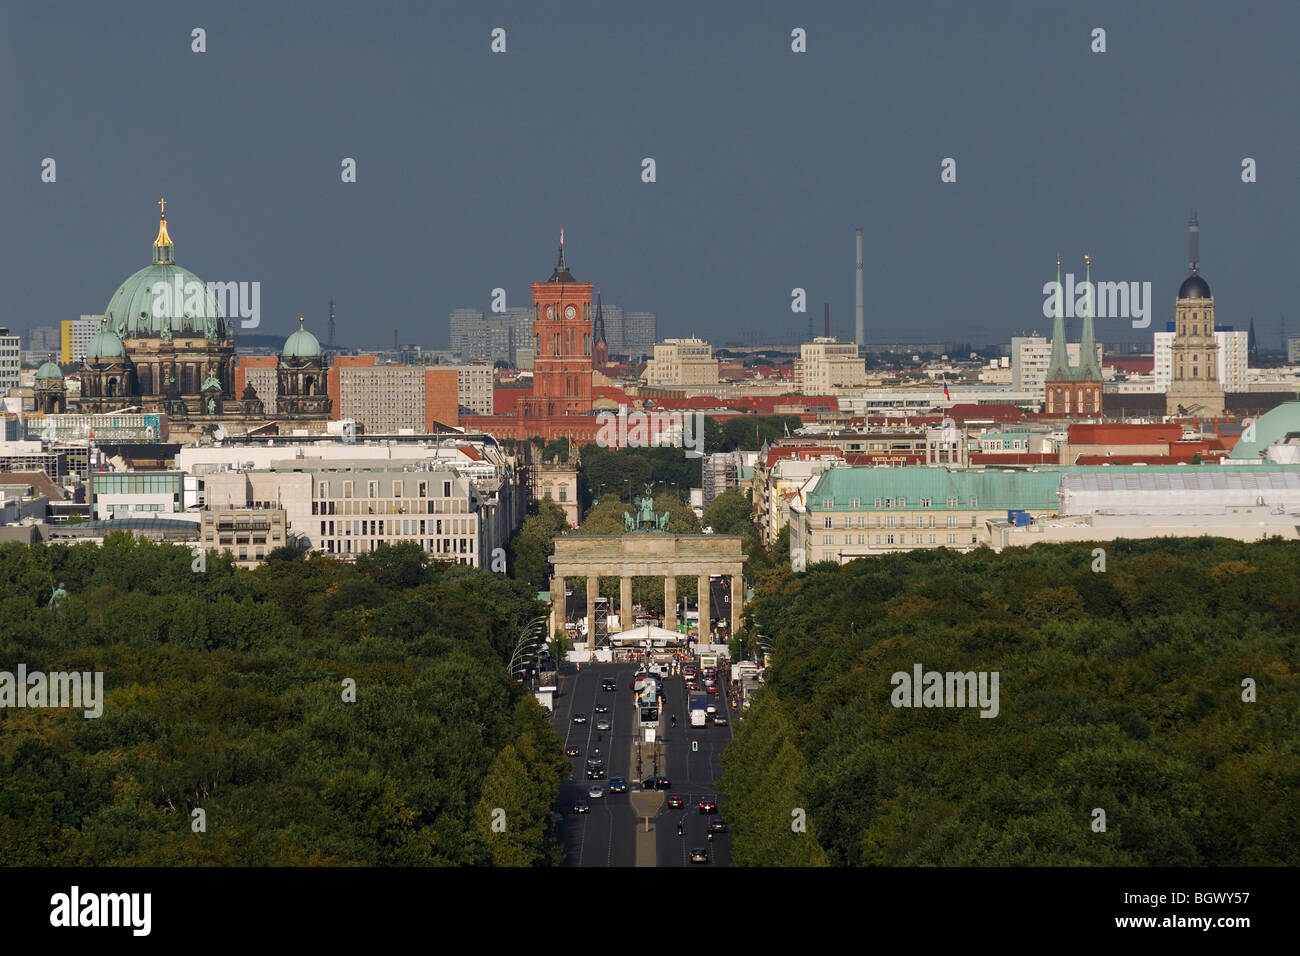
667;795;684;808
697;800;718;814
594;703;609;714
572;799;590;814
595;718;611;731
685;680;700;691
708;820;728;833
712;715;729;727
608;776;628;793
565;745;581;756
572;713;588;724
641;776;671;790
602;678;617;692
587;763;606;780
690;847;709;863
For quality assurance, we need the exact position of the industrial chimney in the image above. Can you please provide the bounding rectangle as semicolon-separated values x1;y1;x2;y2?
855;228;865;347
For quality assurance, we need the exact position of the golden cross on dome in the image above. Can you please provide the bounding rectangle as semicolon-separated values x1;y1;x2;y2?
158;197;167;217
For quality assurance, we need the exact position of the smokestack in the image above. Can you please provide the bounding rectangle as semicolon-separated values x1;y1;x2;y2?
824;302;830;339
855;228;864;347
1188;211;1199;275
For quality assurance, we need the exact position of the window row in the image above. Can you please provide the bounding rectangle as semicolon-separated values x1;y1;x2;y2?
826;515;980;530
820;533;979;547
822;495;976;510
318;518;473;537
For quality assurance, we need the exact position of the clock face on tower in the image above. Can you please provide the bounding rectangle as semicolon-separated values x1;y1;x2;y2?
545;305;555;320
565;305;576;319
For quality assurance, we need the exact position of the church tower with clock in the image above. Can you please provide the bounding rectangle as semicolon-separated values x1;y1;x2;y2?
520;231;595;417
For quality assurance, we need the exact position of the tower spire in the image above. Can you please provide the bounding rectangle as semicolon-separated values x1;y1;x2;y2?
548;227;575;282
1079;254;1101;380
1188;210;1199;275
153;197;174;265
1047;255;1071;381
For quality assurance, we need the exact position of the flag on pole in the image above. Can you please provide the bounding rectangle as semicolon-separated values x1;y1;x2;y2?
942;377;950;401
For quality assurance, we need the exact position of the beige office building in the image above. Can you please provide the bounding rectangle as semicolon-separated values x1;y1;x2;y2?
794;338;868;394
198;508;289;567
644;338;719;387
203;460;510;567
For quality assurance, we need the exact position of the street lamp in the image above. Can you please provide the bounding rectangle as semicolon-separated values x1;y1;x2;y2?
509;615;549;681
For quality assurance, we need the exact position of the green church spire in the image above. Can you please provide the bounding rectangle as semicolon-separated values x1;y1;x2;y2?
1046;256;1071;381
1078;254;1102;381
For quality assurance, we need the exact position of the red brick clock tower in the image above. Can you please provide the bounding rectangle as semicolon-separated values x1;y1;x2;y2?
521;230;594;417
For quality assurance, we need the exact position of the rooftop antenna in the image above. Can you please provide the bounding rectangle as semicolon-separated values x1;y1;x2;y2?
328;298;336;347
1188;210;1200;275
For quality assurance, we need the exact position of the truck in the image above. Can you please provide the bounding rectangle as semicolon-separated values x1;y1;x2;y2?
689;693;708;727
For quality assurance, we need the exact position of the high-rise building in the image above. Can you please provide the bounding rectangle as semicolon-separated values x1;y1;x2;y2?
1216;327;1249;394
600;303;625;353
621;311;657;359
0;328;20;394
1012;335;1101;394
61;316;101;365
23;325;60;364
450;363;493;414
337;366;428;432
449;309;484;354
1156;324;1248;394
1166;212;1225;417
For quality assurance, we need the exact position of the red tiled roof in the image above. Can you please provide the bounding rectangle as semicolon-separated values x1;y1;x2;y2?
764;446;843;469
934;404;1024;422
1068;423;1182;444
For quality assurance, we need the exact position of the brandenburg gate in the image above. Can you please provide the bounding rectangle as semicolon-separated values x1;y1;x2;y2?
549;491;745;647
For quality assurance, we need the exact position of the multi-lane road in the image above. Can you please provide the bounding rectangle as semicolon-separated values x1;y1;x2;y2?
548;660;735;866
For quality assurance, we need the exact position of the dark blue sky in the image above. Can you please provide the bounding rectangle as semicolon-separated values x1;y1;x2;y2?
4;1;1298;350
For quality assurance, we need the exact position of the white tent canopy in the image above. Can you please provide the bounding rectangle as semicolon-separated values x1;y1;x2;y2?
609;623;686;646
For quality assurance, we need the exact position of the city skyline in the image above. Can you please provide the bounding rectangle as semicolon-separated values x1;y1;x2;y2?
5;2;1299;350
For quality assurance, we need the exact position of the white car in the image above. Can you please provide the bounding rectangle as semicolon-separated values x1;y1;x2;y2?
595;718;611;731
588;785;604;799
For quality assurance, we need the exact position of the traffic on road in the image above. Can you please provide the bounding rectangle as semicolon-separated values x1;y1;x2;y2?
548;653;740;867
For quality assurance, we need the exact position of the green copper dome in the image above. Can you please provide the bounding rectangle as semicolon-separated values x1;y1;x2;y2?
36;358;64;381
102;202;228;340
85;323;126;362
282;317;322;360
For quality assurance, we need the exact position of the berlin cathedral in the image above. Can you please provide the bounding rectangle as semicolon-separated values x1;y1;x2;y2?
72;200;331;440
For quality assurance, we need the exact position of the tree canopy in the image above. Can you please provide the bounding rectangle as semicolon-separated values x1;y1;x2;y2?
723;537;1300;866
0;536;568;866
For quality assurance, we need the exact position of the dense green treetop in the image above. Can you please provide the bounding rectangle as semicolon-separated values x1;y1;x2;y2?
0;536;566;866
723;537;1300;866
